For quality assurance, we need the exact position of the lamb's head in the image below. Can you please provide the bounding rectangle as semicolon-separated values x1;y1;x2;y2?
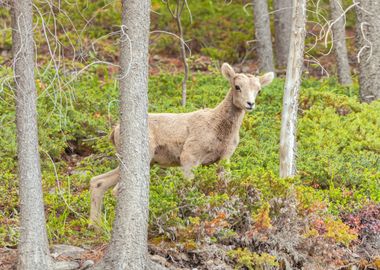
221;63;274;112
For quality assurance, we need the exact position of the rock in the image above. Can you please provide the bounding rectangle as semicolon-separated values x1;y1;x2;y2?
206;260;214;266
210;264;232;270
51;244;87;260
80;260;94;270
148;259;170;270
179;253;190;261
151;254;167;266
53;261;80;270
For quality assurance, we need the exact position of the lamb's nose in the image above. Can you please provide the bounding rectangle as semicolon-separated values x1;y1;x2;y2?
247;102;253;107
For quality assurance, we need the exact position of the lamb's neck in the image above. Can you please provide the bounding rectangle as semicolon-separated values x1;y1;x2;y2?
213;90;245;137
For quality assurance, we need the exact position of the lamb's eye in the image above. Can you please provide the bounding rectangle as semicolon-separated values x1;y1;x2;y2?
235;85;241;91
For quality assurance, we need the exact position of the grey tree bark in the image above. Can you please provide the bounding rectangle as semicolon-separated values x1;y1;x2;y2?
279;0;307;178
92;0;152;269
355;0;380;102
330;0;352;85
273;0;292;70
252;0;275;73
11;1;52;269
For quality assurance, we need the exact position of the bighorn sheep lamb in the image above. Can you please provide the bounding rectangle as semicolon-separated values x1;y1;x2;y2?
90;63;274;225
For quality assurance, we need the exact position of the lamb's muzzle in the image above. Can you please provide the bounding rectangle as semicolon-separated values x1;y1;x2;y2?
89;63;274;227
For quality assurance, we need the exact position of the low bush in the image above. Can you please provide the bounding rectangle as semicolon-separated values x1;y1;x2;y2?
0;68;379;268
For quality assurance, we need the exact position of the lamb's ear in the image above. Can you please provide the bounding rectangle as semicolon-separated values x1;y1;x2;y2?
221;63;235;80
259;72;274;87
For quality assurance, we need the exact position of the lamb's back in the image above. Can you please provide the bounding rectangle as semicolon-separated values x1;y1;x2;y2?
149;108;211;140
148;109;211;166
110;108;213;166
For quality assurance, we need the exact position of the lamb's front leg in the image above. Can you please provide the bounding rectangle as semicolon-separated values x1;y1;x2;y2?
218;135;238;182
180;151;200;180
217;159;232;184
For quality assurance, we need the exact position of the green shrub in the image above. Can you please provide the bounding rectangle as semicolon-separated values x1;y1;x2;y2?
0;68;379;248
228;248;279;270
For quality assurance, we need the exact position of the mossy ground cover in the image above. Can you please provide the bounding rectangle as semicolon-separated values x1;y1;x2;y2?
1;66;379;268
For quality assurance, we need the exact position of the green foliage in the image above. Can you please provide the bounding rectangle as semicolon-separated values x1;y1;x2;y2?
324;217;357;246
0;0;359;65
151;0;253;62
297;81;380;209
228;248;279;270
0;2;375;268
0;68;379;257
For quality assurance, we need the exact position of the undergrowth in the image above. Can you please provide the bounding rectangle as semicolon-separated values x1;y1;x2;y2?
0;67;379;268
0;0;358;65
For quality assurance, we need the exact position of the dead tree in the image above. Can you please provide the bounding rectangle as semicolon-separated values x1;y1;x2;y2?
355;0;380;102
252;0;275;73
279;0;307;178
11;0;52;269
273;0;292;70
330;0;352;85
165;0;189;106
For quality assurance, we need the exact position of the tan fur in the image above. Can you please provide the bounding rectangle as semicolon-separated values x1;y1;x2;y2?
89;63;274;226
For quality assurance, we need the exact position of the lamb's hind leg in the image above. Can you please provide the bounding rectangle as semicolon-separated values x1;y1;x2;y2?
90;167;120;226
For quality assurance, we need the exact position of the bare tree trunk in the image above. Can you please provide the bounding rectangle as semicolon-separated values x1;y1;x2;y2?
166;0;188;106
252;0;275;73
279;0;307;178
355;0;380;102
11;1;52;269
93;0;151;269
175;0;188;107
273;0;292;70
330;0;352;85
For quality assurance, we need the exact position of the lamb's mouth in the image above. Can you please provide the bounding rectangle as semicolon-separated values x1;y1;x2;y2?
245;106;254;112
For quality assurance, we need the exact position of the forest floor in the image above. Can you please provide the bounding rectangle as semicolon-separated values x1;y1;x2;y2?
1;63;379;269
0;1;379;269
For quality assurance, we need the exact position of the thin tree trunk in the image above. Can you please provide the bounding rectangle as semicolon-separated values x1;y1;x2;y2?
330;0;352;85
93;0;151;269
279;0;307;178
274;0;292;70
355;0;380;102
175;0;188;107
252;0;275;73
11;1;52;269
165;0;188;106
